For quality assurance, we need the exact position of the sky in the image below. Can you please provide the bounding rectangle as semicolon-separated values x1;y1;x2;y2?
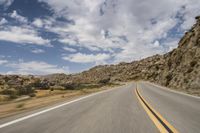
0;0;200;75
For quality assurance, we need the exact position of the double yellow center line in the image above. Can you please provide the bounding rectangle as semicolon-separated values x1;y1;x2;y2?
135;84;179;133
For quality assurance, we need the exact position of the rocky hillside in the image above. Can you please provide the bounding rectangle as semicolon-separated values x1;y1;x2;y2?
61;16;200;95
0;16;199;99
157;16;200;94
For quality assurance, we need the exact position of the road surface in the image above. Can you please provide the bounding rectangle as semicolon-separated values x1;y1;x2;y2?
0;82;199;133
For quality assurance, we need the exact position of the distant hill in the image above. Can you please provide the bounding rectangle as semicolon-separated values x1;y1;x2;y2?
0;16;199;98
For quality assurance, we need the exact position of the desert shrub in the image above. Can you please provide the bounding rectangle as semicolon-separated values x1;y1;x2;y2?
9;94;18;99
50;88;54;91
187;68;193;73
165;73;173;86
36;79;50;89
50;86;65;90
166;73;173;81
16;103;25;108
155;65;159;70
184;78;189;83
30;79;41;87
17;85;34;95
190;61;197;67
167;60;172;68
62;83;76;90
29;93;36;97
1;89;15;95
98;77;110;84
79;84;102;89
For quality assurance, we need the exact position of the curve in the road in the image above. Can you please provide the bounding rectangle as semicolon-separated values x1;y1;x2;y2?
135;84;179;133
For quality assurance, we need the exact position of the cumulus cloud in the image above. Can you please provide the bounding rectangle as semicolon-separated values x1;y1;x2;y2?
31;49;45;54
6;60;68;75
10;10;28;23
59;38;77;45
0;26;51;46
32;18;43;28
63;47;77;52
0;18;7;25
0;0;14;8
62;53;111;64
38;0;200;63
1;0;200;75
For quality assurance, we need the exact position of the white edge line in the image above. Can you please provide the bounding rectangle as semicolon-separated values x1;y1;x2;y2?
0;87;117;129
143;81;200;99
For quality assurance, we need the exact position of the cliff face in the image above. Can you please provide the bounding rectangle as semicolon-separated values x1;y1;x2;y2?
158;16;200;93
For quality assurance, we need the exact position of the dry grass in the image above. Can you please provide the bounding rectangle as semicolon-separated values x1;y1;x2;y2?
35;90;67;97
16;103;25;108
0;85;116;119
0;95;8;102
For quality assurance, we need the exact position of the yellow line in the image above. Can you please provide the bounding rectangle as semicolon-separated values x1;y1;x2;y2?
135;83;179;133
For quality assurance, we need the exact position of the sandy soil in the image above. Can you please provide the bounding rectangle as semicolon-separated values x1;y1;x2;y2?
0;86;113;119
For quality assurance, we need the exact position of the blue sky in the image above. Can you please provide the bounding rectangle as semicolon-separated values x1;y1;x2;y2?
0;0;199;75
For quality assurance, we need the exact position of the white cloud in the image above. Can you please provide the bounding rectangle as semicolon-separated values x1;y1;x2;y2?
0;0;199;74
10;10;28;23
5;0;200;65
35;0;180;61
153;41;160;48
63;47;77;52
32;19;43;28
0;0;14;7
62;53;111;64
180;0;200;30
0;26;51;46
31;49;45;54
6;60;68;75
0;18;7;25
59;38;77;45
0;59;8;65
40;0;200;64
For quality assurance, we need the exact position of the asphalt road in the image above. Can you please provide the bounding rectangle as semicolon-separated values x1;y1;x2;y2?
139;82;200;133
0;82;199;133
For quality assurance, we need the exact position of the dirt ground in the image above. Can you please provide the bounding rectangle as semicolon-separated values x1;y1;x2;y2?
0;86;115;119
